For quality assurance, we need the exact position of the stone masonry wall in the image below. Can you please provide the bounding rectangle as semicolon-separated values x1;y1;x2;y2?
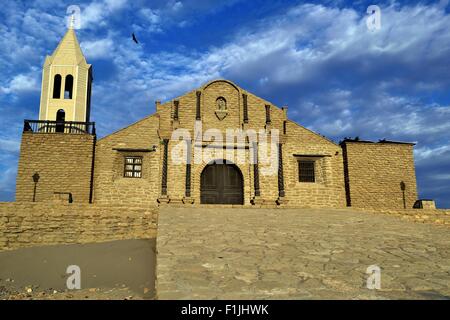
0;202;158;251
94;80;347;206
158;79;286;137
93;114;161;206
342;141;418;209
16;133;95;203
283;121;346;208
157;80;296;205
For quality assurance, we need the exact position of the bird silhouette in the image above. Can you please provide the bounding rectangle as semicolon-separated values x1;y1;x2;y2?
132;33;139;44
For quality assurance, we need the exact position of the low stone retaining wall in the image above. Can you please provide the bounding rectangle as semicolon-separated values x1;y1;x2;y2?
1;202;447;251
358;208;450;227
0;202;158;251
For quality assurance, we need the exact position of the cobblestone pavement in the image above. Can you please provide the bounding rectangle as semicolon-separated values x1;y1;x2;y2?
156;208;450;299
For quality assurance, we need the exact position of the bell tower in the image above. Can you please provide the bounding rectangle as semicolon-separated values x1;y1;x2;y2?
38;20;92;123
17;21;96;204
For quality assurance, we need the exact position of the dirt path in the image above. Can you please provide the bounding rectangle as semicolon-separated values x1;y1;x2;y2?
0;239;156;300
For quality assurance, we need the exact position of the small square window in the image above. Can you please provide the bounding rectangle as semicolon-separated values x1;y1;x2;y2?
124;156;143;178
298;160;315;182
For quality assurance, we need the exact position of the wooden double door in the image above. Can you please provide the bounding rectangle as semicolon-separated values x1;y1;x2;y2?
200;163;243;204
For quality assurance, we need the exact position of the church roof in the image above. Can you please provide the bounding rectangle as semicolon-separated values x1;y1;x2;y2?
46;28;88;66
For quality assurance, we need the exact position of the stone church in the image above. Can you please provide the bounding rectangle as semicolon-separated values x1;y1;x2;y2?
15;27;419;210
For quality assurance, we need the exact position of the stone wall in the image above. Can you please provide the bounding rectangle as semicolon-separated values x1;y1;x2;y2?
16;133;95;203
350;207;450;227
283;121;346;208
157;79;286;137
157;80;287;205
342;141;418;209
0;202;158;251
16;80;419;210
93;115;161;206
91;80;348;207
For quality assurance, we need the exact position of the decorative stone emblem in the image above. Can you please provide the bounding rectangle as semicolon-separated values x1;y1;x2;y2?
215;97;228;120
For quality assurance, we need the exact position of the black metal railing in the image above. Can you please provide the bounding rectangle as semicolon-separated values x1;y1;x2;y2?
23;120;96;135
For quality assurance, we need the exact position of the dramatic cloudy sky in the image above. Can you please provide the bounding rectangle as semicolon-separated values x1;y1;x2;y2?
0;0;449;207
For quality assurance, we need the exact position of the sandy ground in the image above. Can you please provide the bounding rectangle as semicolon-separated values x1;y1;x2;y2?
0;239;156;300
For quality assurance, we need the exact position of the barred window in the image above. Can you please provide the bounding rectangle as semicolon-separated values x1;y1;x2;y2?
124;156;142;178
298;160;315;182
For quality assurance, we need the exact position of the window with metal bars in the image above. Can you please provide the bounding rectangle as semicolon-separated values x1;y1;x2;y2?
124;156;143;178
298;160;315;182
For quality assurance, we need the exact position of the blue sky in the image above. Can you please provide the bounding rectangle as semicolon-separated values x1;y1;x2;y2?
0;0;449;207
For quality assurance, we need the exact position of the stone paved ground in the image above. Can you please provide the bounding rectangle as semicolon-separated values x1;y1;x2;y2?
156;208;450;299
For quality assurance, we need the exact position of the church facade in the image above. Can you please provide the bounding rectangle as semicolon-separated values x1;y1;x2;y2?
15;27;419;210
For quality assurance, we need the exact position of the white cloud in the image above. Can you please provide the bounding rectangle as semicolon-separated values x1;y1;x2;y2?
171;1;183;12
81;38;115;59
0;137;20;154
81;0;127;29
137;8;164;33
1;73;39;94
105;0;127;11
82;2;108;28
140;8;161;24
22;8;64;39
415;145;450;162
0;166;17;193
429;173;450;180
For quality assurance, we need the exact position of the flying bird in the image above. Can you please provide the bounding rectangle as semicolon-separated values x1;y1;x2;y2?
132;33;139;44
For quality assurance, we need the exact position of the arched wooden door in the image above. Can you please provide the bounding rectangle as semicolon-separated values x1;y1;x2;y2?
200;162;243;204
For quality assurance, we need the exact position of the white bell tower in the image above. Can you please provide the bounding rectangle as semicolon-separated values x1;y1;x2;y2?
38;21;92;123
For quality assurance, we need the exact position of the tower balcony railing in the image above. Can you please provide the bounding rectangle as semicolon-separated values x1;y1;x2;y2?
23;120;96;135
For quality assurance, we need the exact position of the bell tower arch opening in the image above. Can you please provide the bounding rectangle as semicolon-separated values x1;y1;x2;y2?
64;74;74;99
52;74;62;99
55;109;65;132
